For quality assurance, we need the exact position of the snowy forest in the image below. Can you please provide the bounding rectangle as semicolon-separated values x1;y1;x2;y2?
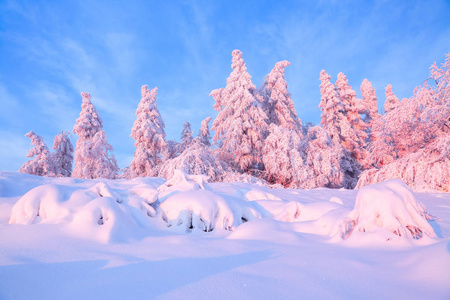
19;50;450;192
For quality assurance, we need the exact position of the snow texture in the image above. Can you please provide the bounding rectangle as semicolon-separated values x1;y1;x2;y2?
1;171;449;299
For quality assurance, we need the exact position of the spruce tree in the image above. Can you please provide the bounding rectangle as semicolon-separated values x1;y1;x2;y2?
19;131;52;176
51;131;74;177
211;49;268;172
73;92;118;179
130;86;166;177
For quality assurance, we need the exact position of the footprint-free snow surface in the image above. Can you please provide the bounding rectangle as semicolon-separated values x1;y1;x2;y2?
0;171;449;299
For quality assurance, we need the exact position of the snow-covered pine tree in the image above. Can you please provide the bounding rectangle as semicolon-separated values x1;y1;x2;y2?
19;131;52;176
335;72;368;166
166;140;179;160
318;70;346;144
178;121;193;154
196;117;212;146
257;60;306;186
211;49;268;173
51;131;74;177
130;86;167;177
158;142;229;183
90;130;119;179
296;126;358;189
384;84;399;114
360;79;380;128
360;79;380;144
262;123;304;187
259;60;302;131
318;70;361;186
72;92;118;179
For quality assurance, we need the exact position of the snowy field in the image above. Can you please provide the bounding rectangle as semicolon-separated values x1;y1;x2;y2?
0;171;449;300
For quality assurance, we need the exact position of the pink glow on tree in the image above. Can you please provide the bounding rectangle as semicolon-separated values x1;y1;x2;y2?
298;126;359;189
360;79;380;144
318;70;345;143
360;79;380;125
335;72;368;165
19;131;52;176
196;117;212;146
259;60;302;131
51;131;74;177
360;52;450;191
130;86;166;177
262;124;304;186
73;92;118;179
90;130;119;179
384;84;399;114
211;49;268;172
178;121;193;154
319;71;362;160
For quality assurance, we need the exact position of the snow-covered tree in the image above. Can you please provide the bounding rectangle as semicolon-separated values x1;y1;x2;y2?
335;72;368;165
130;86;167;177
318;70;362;175
259;60;301;130
19;131;52;176
262;123;304;187
196;117;212;146
361;52;450;191
158;142;229;182
383;84;399;114
178;121;193;154
296;126;359;189
73;92;118;179
166;140;179;160
360;79;380;145
89;130;119;179
51;131;73;177
360;79;380;128
211;49;268;172
318;70;346;143
358;136;449;192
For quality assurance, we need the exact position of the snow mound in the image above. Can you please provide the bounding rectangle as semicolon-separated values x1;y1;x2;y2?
86;182;122;203
341;179;436;240
241;188;282;201
9;184;71;225
158;169;210;201
159;190;260;232
9;181;153;243
272;201;302;222
69;196;142;243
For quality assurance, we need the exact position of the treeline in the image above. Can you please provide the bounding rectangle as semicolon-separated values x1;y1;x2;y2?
19;51;450;192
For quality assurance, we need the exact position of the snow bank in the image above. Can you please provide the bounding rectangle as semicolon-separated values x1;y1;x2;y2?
9;184;72;225
5;171;442;245
8;180;155;243
342;179;436;240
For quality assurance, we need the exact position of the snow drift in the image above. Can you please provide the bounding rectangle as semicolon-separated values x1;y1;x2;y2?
7;170;439;244
342;179;435;240
1;171;449;299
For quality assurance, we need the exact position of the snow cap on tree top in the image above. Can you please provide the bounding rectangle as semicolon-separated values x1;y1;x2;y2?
81;92;91;102
141;85;158;100
274;60;290;70
232;49;242;60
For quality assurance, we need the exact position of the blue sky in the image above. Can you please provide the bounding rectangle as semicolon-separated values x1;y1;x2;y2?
1;0;449;171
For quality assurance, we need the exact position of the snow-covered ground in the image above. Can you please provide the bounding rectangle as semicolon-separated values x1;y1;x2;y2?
0;171;449;299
